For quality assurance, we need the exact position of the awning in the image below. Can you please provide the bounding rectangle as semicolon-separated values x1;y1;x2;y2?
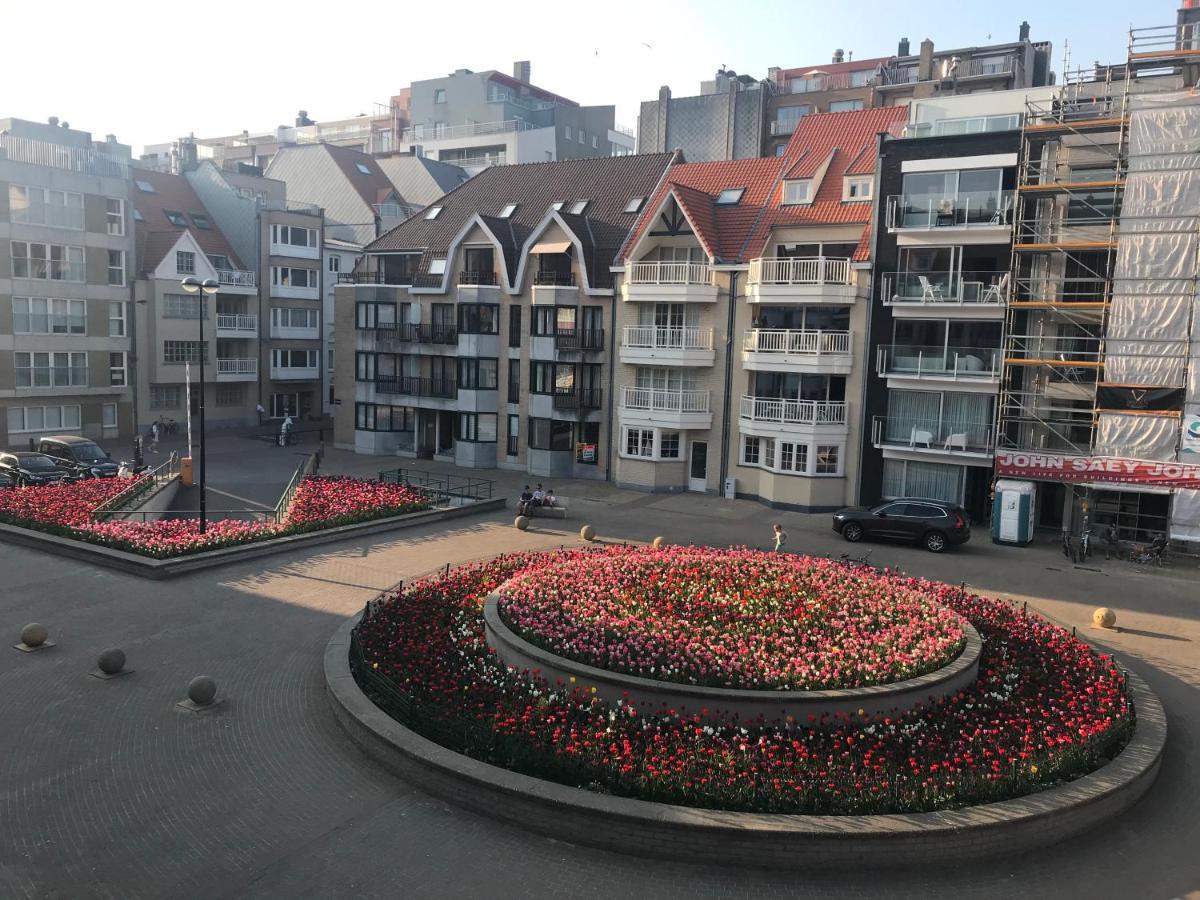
531;240;572;254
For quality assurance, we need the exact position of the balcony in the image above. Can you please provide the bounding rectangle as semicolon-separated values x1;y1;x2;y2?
883;271;1009;317
872;415;995;460
215;314;258;338
0;133;128;178
270;364;319;381
216;358;257;381
401;118;532;142
552;387;603;412
619;385;712;429
373;323;458;348
215;268;257;292
886;192;1014;232
374;375;457;399
620;325;714;366
554;328;605;352
746;257;856;304
876;345;1001;385
739;396;849;433
742;329;852;374
620;262;717;303
270;322;320;341
459;270;498;286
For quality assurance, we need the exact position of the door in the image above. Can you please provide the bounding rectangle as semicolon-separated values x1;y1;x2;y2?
419;410;436;458
871;502;911;539
688;441;707;492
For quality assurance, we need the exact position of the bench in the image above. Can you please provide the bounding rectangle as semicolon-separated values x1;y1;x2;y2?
523;497;570;519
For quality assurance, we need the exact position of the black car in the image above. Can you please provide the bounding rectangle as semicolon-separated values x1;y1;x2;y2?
0;470;15;490
832;499;971;553
0;451;73;486
36;435;120;479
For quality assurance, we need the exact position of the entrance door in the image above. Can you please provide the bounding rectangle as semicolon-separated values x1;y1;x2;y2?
688;440;708;492
419;410;436;458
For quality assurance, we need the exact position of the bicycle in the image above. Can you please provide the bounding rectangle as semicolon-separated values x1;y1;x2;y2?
839;549;874;570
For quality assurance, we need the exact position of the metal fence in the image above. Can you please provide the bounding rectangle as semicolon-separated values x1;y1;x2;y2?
377;467;495;505
92;458;178;521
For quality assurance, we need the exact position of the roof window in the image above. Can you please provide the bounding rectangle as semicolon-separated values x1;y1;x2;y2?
190;213;212;229
425;206;443;220
355;162;371;175
428;258;447;275
715;188;745;205
132;208;145;222
568;200;590;215
499;204;518;219
164;210;187;226
134;179;156;193
551;201;565;211
782;179;812;205
623;196;646;214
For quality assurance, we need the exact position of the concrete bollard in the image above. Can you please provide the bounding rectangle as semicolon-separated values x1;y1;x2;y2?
187;675;217;706
15;623;54;652
514;515;529;531
97;648;126;675
580;524;596;542
1092;607;1117;629
652;536;666;549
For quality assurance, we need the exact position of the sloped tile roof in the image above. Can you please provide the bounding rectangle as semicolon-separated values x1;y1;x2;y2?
130;167;244;275
375;155;470;207
325;143;402;208
776;55;891;80
853;223;873;261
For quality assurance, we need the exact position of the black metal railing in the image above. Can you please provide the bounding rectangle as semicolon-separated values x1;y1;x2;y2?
551;387;602;411
554;328;604;351
459;270;498;286
412;272;444;288
377;467;495;503
92;458;179;521
533;270;576;286
580;387;602;409
374;375;457;398
374;323;458;345
339;271;386;284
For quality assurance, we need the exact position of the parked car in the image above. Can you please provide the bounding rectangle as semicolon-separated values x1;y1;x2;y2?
832;499;971;553
36;435;120;479
0;451;73;487
0;470;15;489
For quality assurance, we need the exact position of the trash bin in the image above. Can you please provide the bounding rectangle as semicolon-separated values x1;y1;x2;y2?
180;456;194;486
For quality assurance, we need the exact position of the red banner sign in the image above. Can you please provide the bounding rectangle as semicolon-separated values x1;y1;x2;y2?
995;450;1200;488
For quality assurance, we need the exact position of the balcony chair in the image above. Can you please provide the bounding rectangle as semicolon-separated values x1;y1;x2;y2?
918;276;944;301
909;428;934;448
980;272;1010;304
935;198;955;226
943;432;969;451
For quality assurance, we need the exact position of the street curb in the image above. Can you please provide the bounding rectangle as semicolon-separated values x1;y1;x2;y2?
325;612;1166;868
0;498;505;580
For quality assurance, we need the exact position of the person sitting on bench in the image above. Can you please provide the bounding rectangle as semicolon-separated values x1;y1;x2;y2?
531;484;545;507
542;488;557;508
517;485;533;516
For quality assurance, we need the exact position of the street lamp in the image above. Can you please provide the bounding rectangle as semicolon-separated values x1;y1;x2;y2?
181;276;219;534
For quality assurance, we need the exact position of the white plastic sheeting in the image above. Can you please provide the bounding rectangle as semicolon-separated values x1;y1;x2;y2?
1169;488;1200;541
1095;412;1179;460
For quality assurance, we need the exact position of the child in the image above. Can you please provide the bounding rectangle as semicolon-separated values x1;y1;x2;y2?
772;523;787;553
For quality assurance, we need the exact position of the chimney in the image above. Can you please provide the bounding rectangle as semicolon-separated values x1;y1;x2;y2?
1019;20;1030;42
514;60;531;83
898;37;911;57
832;49;845;64
105;134;116;143
918;38;935;82
48;116;59;127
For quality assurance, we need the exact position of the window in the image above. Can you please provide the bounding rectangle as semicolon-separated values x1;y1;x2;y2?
551;201;565;211
164;210;187;226
660;432;680;459
15;351;87;387
849;69;874;87
592;135;599;149
12;298;86;335
163;294;207;319
789;75;822;93
271;224;318;248
775;105;810;134
270;393;301;418
7;404;81;434
496;204;518;219
434;89;447;103
272;307;319;329
564;125;573;140
829;99;865;113
355;163;372;175
106;198;125;236
355;403;415;432
457;357;498;390
623;426;655;458
208;254;231;271
457;303;498;334
272;349;318;369
425;206;443;220
216;384;246;407
132;208;144;221
568;200;590;215
176;251;195;274
529;417;573;451
428;258;446;275
354;351;376;382
107;250;125;286
135;179;156;193
782;180;812;205
531;306;556;337
456;412;497;443
530;361;555;394
844;176;873;201
163;341;207;364
779;442;807;474
150;386;182;409
507;415;519;455
328;255;341;272
815;445;840;475
102;403;118;429
109;301;126;337
272;267;317;288
190;213;211;229
508;358;521;398
12;242;85;281
715;188;745;205
624;196;646;214
109;352;127;387
509;305;522;347
8;186;84;228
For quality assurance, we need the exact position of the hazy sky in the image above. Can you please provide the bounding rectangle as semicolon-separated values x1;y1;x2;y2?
3;0;1178;155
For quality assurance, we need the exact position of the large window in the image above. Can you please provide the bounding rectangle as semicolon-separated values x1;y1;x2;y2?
7;404;81;434
457;303;498;334
15;351;88;387
456;412;497;443
163;341;207;364
530;361;555;394
12;298;86;335
882;459;965;504
531;306;556;337
270;224;318;248
740;435;843;477
106;198;125;236
150;386;182;409
271;307;319;329
355;403;416;432
163;294;208;319
272;266;318;288
528;417;573;451
9;186;84;228
272;349;318;369
457;357;498;390
774;105;809;133
12;242;85;281
623;426;655;458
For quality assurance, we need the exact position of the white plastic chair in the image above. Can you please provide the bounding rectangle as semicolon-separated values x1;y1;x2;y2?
980;272;1010;304
944;432;968;451
918;276;944;301
909;428;933;448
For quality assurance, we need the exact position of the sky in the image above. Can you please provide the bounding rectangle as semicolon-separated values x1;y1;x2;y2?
2;0;1181;156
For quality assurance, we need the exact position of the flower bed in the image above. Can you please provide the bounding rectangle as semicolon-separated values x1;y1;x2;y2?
0;475;430;559
354;546;1135;816
498;549;965;690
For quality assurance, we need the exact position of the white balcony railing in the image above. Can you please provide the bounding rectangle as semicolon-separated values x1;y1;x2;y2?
622;325;714;351
216;314;258;332
0;133;128;178
748;257;851;286
739;396;848;426
217;357;257;375
743;329;851;355
216;268;257;287
626;262;713;286
621;386;710;414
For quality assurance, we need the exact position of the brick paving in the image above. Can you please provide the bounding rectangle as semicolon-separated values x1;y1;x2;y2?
0;436;1197;899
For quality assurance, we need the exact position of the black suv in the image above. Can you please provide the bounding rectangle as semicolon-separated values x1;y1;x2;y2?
36;435;119;479
0;451;73;486
832;499;971;553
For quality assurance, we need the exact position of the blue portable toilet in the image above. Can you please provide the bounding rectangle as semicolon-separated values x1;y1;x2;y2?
992;479;1036;546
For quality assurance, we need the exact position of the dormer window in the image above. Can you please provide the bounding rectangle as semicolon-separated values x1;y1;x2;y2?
624;196;646;213
499;204;518;218
844;176;873;201
568;200;590;215
715;188;745;205
782;180;812;205
164;210;187;226
425;206;443;220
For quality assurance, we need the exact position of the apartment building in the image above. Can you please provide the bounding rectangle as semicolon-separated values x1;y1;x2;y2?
129;167;259;429
763;54;891;155
0;118;135;448
637;70;769;163
613;107;905;507
333;152;678;476
396;62;635;173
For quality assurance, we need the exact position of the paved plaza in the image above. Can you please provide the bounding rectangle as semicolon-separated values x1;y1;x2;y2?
0;433;1197;899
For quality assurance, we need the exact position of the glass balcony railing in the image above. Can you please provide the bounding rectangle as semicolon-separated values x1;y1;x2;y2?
886;191;1014;230
877;344;1001;379
872;415;994;454
883;271;1010;305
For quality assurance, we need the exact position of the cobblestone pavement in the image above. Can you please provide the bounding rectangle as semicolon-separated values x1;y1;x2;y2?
0;439;1197;899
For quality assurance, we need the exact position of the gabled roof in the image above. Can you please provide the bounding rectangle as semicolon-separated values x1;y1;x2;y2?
375;155;470;207
365;152;678;290
483;71;578;107
777;55;891;80
323;143;403;207
130;167;244;275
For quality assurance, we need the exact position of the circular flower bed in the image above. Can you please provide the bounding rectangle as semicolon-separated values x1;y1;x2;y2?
354;546;1135;815
498;548;965;690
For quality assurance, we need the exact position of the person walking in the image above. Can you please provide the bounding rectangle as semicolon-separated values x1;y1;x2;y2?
150;421;160;454
772;523;788;553
1103;523;1120;560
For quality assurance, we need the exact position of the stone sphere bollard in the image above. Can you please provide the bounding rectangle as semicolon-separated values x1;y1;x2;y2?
21;623;48;648
652;536;666;549
1092;607;1117;629
187;675;217;706
580;524;596;542
97;648;126;675
514;515;529;531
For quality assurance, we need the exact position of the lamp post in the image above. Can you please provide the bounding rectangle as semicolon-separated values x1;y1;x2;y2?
181;276;219;534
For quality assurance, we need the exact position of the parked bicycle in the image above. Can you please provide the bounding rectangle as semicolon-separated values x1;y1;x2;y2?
1132;533;1168;567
